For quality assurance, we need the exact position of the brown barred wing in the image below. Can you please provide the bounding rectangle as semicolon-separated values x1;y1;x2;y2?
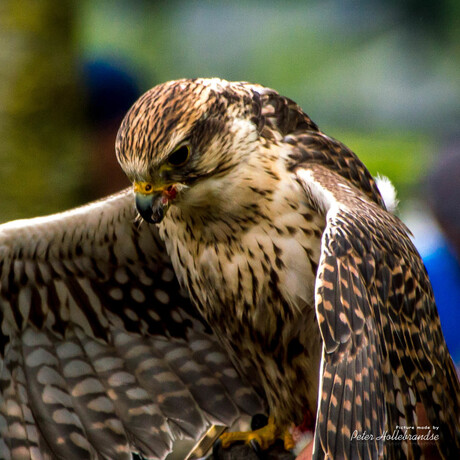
0;189;264;460
295;165;460;460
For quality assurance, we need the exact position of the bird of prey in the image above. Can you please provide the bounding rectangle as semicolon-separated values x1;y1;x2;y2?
1;78;459;460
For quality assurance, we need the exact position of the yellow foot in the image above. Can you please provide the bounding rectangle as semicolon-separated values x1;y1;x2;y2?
219;416;294;451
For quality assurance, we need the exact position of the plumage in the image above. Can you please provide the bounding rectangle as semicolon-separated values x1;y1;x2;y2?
0;191;264;459
116;78;460;459
1;77;459;460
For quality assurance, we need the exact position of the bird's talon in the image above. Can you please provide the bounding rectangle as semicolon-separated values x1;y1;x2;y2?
283;430;295;451
212;438;222;459
250;439;264;459
218;416;281;453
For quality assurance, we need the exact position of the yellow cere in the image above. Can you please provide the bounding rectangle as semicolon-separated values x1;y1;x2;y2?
134;182;159;194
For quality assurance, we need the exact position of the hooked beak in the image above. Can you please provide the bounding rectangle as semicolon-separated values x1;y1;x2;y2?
134;182;178;224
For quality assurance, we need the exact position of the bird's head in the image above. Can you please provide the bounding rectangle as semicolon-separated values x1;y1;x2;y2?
115;78;262;224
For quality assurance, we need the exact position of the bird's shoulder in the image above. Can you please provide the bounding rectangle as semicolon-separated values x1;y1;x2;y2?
293;163;460;458
240;84;384;209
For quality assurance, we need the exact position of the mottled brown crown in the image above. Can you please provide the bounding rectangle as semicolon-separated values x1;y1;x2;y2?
115;78;257;181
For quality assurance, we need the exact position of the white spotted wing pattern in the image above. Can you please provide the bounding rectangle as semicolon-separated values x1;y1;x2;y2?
0;189;264;460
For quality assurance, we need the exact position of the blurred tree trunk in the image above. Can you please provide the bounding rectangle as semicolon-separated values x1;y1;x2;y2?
0;0;84;222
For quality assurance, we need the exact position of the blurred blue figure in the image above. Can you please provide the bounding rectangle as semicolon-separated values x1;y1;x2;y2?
83;59;141;124
423;237;460;365
81;58;143;198
424;145;460;369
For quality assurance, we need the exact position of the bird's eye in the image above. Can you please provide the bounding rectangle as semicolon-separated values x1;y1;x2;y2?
167;144;190;167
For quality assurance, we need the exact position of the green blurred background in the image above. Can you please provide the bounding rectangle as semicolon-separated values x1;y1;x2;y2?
0;0;459;222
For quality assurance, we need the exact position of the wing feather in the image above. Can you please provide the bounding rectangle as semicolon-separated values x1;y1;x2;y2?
296;165;460;460
0;189;264;459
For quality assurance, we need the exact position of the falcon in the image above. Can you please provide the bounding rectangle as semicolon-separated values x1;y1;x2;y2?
1;78;459;460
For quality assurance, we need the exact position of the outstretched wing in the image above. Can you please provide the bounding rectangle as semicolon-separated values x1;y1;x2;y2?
295;164;460;460
0;189;264;460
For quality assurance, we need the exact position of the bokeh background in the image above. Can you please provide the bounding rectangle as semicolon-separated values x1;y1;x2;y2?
0;0;459;364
